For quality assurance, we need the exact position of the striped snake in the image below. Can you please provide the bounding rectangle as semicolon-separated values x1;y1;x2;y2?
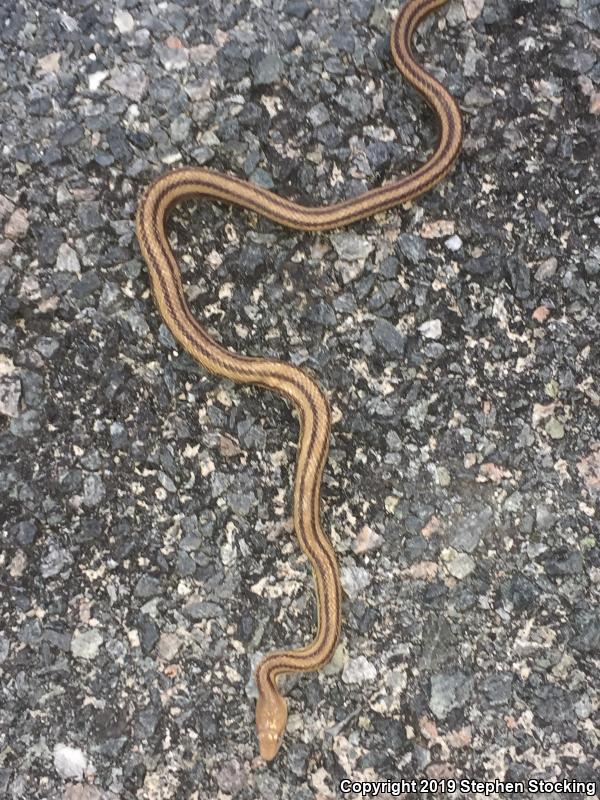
136;0;462;761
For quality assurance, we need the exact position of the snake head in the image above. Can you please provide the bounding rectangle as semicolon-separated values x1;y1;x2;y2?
256;691;287;761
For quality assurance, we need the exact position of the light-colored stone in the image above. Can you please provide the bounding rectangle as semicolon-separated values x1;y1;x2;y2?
445;234;463;251
419;319;442;340
38;52;61;73
5;208;29;240
342;655;377;684
420;219;455;239
352;525;383;554
330;232;374;261
157;633;183;661
0;375;21;417
114;9;135;33
578;449;600;495
54;744;87;780
108;64;148;101
340;564;371;598
441;548;475;580
71;629;103;659
56;243;81;273
463;0;484;20
88;71;109;91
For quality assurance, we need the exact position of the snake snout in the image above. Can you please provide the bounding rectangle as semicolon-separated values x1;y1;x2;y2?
256;690;288;761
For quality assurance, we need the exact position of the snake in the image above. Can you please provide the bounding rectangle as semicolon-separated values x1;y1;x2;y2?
135;0;462;762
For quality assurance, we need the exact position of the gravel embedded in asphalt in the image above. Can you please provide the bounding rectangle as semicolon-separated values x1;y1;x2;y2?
1;0;599;797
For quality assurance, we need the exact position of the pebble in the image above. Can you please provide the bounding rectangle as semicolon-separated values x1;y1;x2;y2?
10;409;41;437
183;598;223;620
535;256;558;283
0;376;21;417
139;616;159;654
579;0;600;30
464;85;494;107
482;673;513;706
441;548;476;580
464;0;484;18
352;525;383;554
0;194;15;221
83;474;105;507
545;417;565;440
463;254;499;277
38;51;61;73
577;450;600;495
5;208;29;240
0;241;14;262
545;549;583;576
215;759;247;795
285;0;311;19
342;655;377;684
53;745;88;781
114;9;135;34
158;43;189;71
571;611;600;654
134;575;161;599
372;319;406;356
0;634;10;663
252;54;284;86
77;203;103;232
419;319;442;340
337;259;364;284
71;630;103;660
450;507;491;552
157;633;183;661
170;114;192;143
331;232;374;261
41;542;72;578
305;299;337;327
340;564;371;598
445;234;463;251
88;71;109;91
397;233;426;264
307;103;330;127
108;65;149;101
430;671;473;719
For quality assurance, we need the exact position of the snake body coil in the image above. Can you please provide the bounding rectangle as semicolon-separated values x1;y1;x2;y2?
136;0;462;761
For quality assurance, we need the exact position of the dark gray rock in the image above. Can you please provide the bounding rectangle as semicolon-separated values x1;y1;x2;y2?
371;319;406;356
138;616;159;654
534;684;573;724
571;611;600;654
578;0;600;30
544;549;584;576
506;255;530;299
77;202;104;232
397;233;426;264
463;254;501;279
450;506;493;552
135;706;161;739
304;299;337;326
252;54;284;86
134;575;162;599
430;671;473;719
183;599;223;620
285;0;311;19
481;673;513;706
